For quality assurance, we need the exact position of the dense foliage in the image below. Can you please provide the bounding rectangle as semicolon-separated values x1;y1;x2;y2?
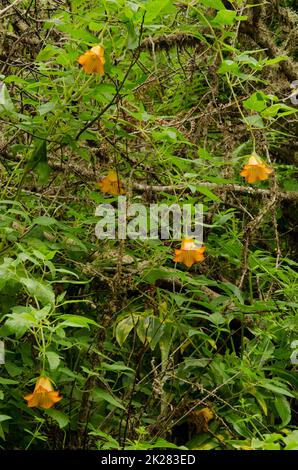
0;0;297;450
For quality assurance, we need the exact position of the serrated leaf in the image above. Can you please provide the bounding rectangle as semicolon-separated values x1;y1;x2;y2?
243;92;267;112
243;114;264;128
261;103;297;118
33;216;57;226
264;56;288;66
20;277;55;307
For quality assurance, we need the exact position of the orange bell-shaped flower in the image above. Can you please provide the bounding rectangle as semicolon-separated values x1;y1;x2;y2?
173;239;206;268
240;154;273;184
97;170;125;195
78;45;105;75
24;376;62;409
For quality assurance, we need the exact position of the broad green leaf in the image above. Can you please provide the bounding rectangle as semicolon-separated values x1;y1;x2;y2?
249;389;268;416
243;114;264;128
212;9;237;25
37;102;57;116
218;60;240;75
274;396;291;427
0;378;18;385
20;278;55;307
284;430;298;450
45;409;69;429
261;103;297;118
0;415;12;423
26;139;51;184
199;0;225;10
5;313;36;338
136;315;164;350
0;82;16;113
196;185;221;202
36;44;61;61
115;316;136;347
142;268;173;284
124;19;138;50
258;381;294;398
198;148;213;160
46;351;60;370
59;314;98;329
243;92;268;112
33;216;57;226
92;388;125;410
145;0;173;22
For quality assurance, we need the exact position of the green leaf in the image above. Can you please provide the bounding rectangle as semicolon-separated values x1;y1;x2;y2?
258;381;294;398
136;315;164;350
20;278;55;307
46;351;60;370
212;10;237;25
236;54;259;67
5;313;35;338
218;59;240;75
124;19;138;50
274;396;291;427
26;139;51;184
92;388;125;410
0;82;16;113
36;44;61;61
198;148;213;160
261;103;297;118
142;267;173;284
145;0;173;22
243;114;264;128
199;0;225;10
243;92;268;112
59;314;98;329
45;409;69;429
37;102;57;116
33;216;57;226
196;185;221;202
115;316;135;347
100;362;133;372
264;56;288;66
0;378;18;385
284;430;298;450
0;415;12;423
249;389;268;416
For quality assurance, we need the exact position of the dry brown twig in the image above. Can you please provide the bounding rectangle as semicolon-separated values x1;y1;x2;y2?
43;160;298;202
0;0;24;17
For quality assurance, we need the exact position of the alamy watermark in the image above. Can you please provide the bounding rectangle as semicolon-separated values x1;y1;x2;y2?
290;340;298;365
289;80;298;105
0;341;4;364
94;196;204;242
